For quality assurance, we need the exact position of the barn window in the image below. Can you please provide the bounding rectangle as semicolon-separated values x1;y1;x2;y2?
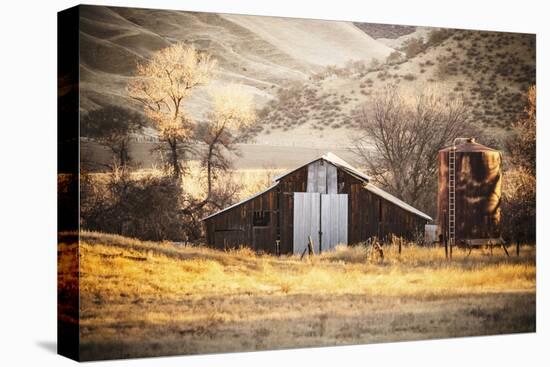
253;211;270;226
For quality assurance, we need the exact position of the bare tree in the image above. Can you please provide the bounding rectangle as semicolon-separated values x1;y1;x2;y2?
502;85;536;242
197;84;256;198
127;43;217;178
81;105;144;168
507;85;536;177
80;166;186;241
352;86;472;215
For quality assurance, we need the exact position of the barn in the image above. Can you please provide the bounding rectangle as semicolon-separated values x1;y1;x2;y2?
203;152;432;254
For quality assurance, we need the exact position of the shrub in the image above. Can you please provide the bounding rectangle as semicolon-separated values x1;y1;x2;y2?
435;56;458;79
386;51;404;65
402;37;426;58
377;71;390;80
80;170;186;241
427;29;454;46
368;58;381;72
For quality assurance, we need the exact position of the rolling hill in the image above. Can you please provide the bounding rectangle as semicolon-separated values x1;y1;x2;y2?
79;6;392;124
78;5;535;160
258;28;536;146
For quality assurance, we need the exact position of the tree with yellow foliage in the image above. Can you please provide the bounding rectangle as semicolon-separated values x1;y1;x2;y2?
198;84;257;198
127;43;217;177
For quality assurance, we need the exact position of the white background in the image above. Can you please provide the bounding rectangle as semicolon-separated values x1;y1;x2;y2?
0;0;547;365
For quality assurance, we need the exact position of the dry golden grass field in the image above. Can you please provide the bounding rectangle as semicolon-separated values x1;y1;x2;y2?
58;232;536;361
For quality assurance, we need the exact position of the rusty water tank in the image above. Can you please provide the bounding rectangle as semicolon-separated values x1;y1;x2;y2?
437;138;503;241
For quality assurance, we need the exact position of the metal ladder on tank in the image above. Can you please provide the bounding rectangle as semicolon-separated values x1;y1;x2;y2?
448;144;457;249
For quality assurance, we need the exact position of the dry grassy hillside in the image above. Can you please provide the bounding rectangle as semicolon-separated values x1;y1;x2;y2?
353;23;416;39
79;5;535;151
80;6;308;121
59;232;536;360
79;5;391;123
259;29;535;145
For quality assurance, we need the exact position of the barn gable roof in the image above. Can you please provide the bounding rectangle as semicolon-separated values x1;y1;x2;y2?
201;183;278;221
364;183;432;221
273;152;371;183
202;152;432;222
274;152;431;221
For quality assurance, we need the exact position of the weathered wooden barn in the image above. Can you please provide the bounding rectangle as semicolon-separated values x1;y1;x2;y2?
203;153;432;254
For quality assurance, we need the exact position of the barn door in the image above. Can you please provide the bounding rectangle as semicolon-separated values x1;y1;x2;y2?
293;193;348;254
293;192;320;254
321;194;348;251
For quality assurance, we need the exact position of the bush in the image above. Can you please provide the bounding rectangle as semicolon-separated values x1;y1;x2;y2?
402;37;426;58
435;56;458;79
386;51;404;65
501;168;536;242
80;170;186;241
427;29;454;47
368;58;381;72
377;71;390;80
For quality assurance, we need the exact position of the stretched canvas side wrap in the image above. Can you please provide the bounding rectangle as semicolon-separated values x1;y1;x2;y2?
58;4;536;362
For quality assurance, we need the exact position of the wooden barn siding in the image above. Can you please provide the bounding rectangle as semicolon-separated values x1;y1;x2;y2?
338;168;425;243
206;163;427;253
279;165;425;247
205;186;278;253
348;184;426;243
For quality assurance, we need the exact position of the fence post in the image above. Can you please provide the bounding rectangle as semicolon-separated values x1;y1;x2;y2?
307;235;314;256
398;237;402;255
